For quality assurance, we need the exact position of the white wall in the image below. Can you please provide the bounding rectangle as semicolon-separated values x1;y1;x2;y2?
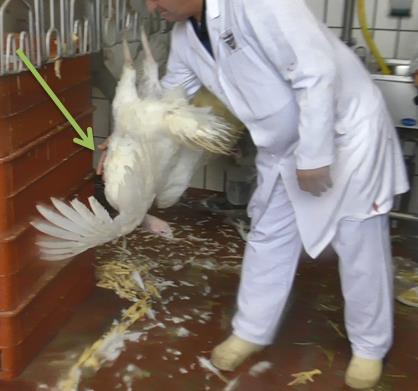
307;0;418;59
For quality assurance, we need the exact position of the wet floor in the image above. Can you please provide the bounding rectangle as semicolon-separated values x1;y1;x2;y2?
1;190;417;391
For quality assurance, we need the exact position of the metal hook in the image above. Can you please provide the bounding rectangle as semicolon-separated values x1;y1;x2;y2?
46;0;62;59
5;33;18;73
21;1;35;63
116;0;127;37
0;0;36;75
0;0;12;75
104;0;117;46
60;0;70;55
73;19;83;54
91;0;102;52
83;18;92;53
34;0;46;66
18;31;30;71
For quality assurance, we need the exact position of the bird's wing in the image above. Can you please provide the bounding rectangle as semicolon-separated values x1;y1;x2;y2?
161;99;241;155
103;133;151;211
32;196;122;261
32;135;153;261
155;146;205;208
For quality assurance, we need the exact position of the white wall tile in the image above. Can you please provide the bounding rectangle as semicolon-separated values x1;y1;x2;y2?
400;0;418;30
92;98;111;138
205;157;227;192
305;0;326;22
189;165;205;189
373;30;398;58
327;0;345;26
396;30;418;58
351;28;369;48
375;0;400;29
92;87;107;99
329;27;343;38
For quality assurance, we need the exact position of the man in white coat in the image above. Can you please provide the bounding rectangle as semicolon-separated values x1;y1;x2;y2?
146;0;409;388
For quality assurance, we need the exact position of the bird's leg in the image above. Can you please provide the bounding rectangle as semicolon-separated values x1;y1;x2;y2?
116;235;132;256
142;214;173;239
122;33;133;68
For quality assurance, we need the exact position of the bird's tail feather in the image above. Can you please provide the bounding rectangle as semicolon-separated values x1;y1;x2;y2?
31;196;128;261
164;104;242;155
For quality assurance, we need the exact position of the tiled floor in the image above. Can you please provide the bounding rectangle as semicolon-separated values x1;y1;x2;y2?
1;191;417;391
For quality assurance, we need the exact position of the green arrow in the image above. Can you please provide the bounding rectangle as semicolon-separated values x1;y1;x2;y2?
16;49;95;151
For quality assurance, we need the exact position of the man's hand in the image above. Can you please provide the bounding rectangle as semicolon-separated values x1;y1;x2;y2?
296;166;333;197
96;138;109;176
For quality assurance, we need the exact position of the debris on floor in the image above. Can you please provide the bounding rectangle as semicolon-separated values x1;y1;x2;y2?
394;256;418;307
248;361;273;377
198;356;230;383
287;369;322;386
58;297;152;391
2;191;417;390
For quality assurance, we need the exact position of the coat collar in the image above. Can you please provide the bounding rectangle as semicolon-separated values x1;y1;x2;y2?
206;0;220;20
186;0;221;64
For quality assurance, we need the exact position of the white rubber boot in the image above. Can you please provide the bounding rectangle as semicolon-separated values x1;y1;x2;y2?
345;356;383;389
210;335;263;371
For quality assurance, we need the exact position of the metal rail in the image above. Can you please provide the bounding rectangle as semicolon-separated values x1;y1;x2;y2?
0;0;172;76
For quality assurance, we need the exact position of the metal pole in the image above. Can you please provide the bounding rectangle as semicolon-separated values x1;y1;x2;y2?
341;0;356;47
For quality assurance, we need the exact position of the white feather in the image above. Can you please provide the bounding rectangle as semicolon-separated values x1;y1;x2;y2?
31;220;83;241
249;361;273;377
224;377;240;391
88;196;113;224
197;356;229;383
36;204;92;237
36;238;84;249
70;198;98;226
50;197;98;234
131;271;146;291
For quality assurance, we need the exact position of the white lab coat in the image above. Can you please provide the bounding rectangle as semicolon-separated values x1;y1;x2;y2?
162;0;409;257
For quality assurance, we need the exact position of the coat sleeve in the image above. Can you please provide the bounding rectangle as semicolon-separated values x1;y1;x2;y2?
160;24;203;98
241;0;337;169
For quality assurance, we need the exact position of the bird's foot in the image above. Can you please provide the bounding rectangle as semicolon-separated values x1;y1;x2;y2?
142;214;173;239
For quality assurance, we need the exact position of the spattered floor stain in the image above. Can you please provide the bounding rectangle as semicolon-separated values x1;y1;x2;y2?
1;190;417;391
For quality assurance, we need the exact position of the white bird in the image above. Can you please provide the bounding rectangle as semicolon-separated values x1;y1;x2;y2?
32;29;240;261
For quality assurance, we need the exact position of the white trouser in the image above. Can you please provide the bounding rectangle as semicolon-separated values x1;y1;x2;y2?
232;178;393;360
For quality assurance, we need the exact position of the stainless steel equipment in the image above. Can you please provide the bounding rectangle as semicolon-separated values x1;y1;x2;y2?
372;59;418;130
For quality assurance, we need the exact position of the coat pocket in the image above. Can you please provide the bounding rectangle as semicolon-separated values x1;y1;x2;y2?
220;45;292;120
